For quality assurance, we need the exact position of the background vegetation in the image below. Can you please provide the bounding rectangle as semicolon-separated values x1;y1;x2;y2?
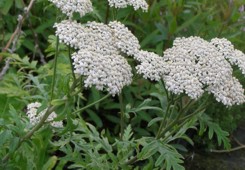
0;0;245;169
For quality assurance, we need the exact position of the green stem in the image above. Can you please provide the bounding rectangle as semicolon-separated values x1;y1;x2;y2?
179;105;206;122
156;87;178;139
162;106;206;142
72;94;110;114
161;80;169;101
105;3;110;24
181;99;195;115
126;103;206;166
68;46;76;80
156;101;171;138
69;77;82;96
158;100;205;139
157;107;183;139
119;93;124;139
51;36;59;101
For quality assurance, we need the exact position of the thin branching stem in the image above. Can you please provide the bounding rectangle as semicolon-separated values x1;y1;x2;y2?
68;46;76;80
119;93;124;139
157;106;183;139
210;146;245;153
72;94;110;114
51;36;59;101
161;80;169;101
156;100;171;138
105;3;110;24
162;109;206;143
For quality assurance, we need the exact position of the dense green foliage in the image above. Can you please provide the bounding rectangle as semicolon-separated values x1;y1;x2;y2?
0;0;245;169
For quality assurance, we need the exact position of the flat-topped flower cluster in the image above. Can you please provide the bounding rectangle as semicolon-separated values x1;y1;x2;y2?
49;0;245;106
54;20;137;96
135;37;245;106
49;0;148;96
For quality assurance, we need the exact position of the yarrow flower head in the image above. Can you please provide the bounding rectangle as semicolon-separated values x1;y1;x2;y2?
210;38;245;75
54;20;140;56
107;0;148;12
26;102;63;128
54;20;140;95
136;36;245;106
134;50;166;81
48;0;93;18
72;50;133;96
54;20;119;55
109;21;141;56
163;36;245;105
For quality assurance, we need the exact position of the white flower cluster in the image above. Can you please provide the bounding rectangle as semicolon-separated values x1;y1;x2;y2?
26;102;63;128
72;50;132;96
54;20;118;55
135;36;245;106
48;0;93;18
54;20;141;95
211;38;245;75
109;21;140;56
54;20;140;56
107;0;148;11
134;50;166;81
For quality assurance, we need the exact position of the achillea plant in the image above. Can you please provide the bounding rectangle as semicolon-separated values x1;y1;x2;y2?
136;36;245;106
1;0;245;170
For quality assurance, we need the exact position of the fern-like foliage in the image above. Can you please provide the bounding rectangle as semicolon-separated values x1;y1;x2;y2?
137;138;185;170
122;125;134;141
198;113;231;149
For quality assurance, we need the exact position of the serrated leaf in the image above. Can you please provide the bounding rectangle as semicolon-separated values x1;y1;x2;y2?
138;140;159;160
138;139;184;170
198;114;231;149
122;125;133;141
157;143;184;170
